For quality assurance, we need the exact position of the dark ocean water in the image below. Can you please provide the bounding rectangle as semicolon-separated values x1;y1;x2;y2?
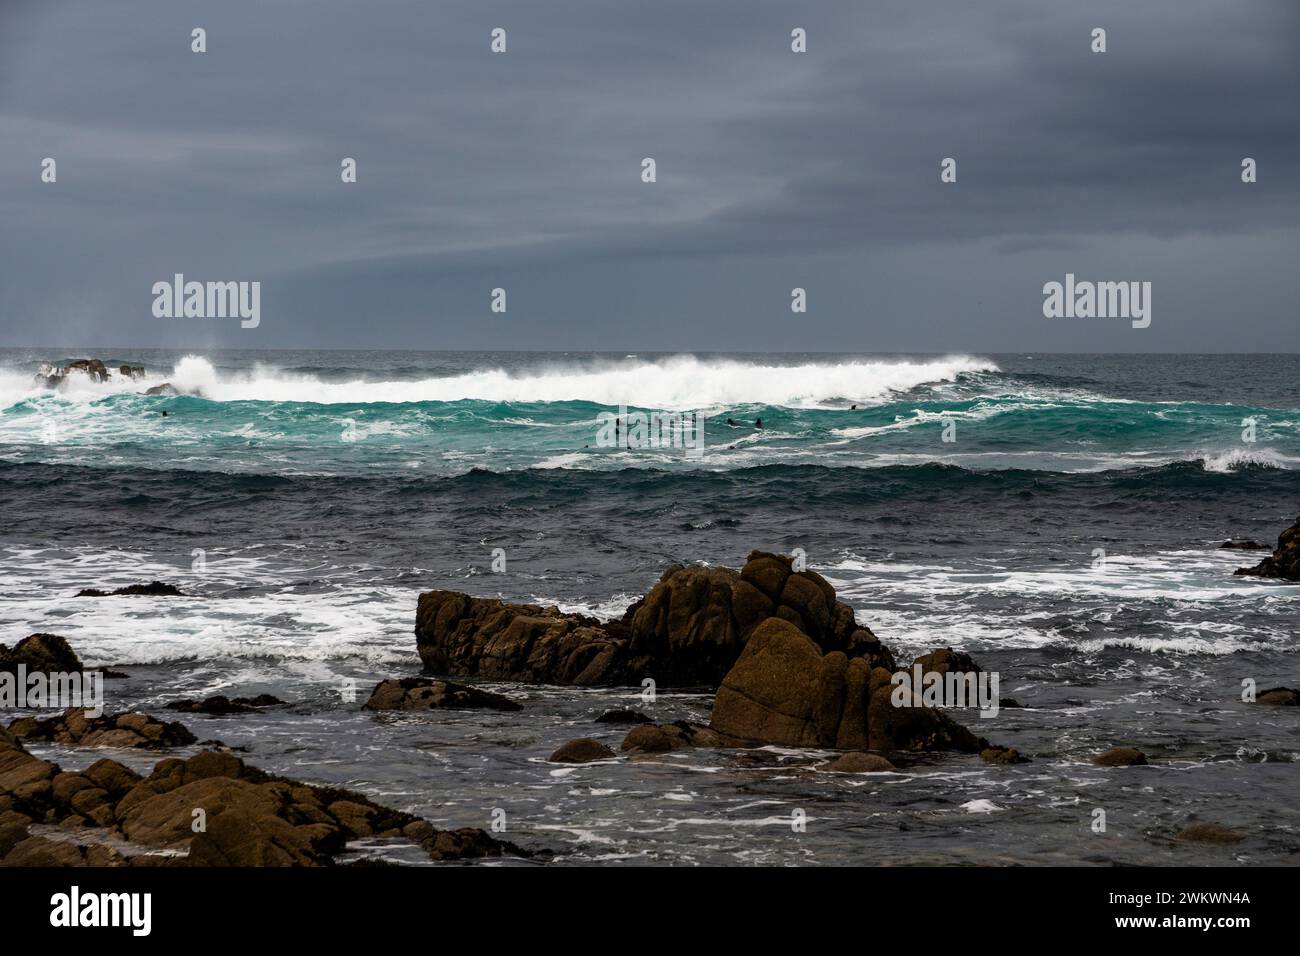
1;349;1297;865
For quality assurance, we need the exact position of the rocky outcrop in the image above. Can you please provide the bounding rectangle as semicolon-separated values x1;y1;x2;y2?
710;618;982;752
0;633;83;674
415;592;628;685
76;581;183;598
595;709;651;724
363;677;521;712
416;550;995;754
0;729;529;866
36;359;110;387
35;359;147;389
415;551;895;688
1234;517;1300;581
9;708;197;749
1220;539;1268;550
145;383;178;396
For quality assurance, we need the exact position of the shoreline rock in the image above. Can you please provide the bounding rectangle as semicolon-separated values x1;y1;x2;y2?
0;634;84;674
0;732;531;866
416;551;994;755
9;708;198;750
1234;517;1300;581
415;551;896;689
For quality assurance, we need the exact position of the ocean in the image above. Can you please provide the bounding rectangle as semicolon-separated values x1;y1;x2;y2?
1;349;1297;865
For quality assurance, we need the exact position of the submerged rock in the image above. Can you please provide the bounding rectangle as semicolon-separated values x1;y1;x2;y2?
548;738;615;763
594;708;651;724
1175;822;1245;845
76;581;183;598
981;746;1029;765
1234;517;1300;581
363;677;521;712
1092;747;1148;767
166;695;286;716
1220;539;1268;550
144;382;178;396
620;721;735;753
824;752;896;773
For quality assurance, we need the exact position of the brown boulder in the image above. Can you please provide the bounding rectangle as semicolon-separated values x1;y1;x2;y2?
415;591;629;685
710;619;827;747
626;564;742;685
0;633;83;673
980;746;1029;765
1092;747;1148;767
711;619;986;753
548;738;615;763
824;752;896;773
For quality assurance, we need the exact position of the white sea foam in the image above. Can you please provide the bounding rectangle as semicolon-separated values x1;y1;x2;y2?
6;354;998;409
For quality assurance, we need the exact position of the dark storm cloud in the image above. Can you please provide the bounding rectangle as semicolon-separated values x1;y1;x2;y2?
0;0;1297;351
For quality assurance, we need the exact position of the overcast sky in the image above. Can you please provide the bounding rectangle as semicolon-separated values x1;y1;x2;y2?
1;0;1297;352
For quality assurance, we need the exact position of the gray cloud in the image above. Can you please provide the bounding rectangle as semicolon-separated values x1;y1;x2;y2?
1;0;1297;351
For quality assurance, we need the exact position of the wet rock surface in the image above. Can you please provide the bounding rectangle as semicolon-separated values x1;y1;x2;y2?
0;728;530;866
1234;517;1300;581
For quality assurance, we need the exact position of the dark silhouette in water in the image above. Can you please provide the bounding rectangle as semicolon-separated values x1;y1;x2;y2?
755;418;763;429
